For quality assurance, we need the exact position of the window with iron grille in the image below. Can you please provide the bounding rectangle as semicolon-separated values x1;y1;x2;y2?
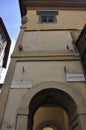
37;11;58;23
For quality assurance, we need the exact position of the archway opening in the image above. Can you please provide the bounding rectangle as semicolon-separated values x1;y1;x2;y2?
28;88;78;130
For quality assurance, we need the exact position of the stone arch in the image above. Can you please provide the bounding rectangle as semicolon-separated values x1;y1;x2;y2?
18;81;85;114
29;88;77;122
36;121;61;130
28;87;78;130
16;81;85;130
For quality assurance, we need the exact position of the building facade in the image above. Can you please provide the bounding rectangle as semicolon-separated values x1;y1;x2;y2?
0;0;86;130
0;18;11;78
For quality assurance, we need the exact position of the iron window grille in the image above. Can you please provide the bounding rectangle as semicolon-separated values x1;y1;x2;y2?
37;11;58;23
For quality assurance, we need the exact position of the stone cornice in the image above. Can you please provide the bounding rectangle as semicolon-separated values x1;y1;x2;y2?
19;0;86;17
12;51;80;61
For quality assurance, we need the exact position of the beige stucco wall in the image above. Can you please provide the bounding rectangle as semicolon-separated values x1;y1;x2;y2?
25;10;86;30
22;31;73;51
1;89;28;130
12;61;84;85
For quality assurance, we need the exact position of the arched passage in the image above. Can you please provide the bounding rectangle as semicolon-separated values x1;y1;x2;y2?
16;82;85;130
28;88;78;130
34;107;69;130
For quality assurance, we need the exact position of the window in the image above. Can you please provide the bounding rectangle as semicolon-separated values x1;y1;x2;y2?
37;11;58;23
0;32;6;44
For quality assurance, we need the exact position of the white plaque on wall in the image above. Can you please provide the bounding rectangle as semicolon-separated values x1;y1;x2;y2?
66;73;85;82
10;80;32;88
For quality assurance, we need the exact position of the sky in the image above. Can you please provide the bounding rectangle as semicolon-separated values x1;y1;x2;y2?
0;0;21;83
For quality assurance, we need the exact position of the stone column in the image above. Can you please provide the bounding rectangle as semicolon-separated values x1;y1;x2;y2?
16;115;28;130
79;114;86;130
